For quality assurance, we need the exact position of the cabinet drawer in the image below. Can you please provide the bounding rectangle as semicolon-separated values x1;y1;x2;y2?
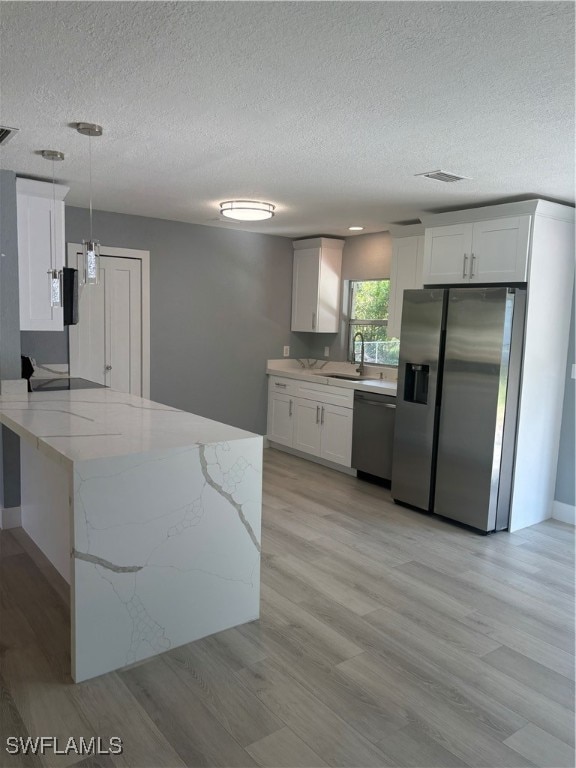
295;380;354;408
268;376;297;396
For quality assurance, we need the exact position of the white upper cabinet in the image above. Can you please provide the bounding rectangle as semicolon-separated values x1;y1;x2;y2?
291;238;344;332
17;178;69;331
423;223;473;284
470;216;531;283
387;232;424;339
423;215;531;285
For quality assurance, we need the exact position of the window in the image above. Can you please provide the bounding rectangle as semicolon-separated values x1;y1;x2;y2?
348;279;400;366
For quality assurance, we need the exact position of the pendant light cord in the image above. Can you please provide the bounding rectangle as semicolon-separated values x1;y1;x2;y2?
88;131;93;242
51;158;56;271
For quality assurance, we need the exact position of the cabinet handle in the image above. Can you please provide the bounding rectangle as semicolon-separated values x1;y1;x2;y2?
312;312;316;330
275;382;287;388
462;254;468;278
470;253;476;278
316;405;320;424
289;399;293;417
105;364;112;371
321;406;325;425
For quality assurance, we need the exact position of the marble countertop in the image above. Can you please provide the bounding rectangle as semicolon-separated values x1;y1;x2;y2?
266;364;398;397
0;389;259;466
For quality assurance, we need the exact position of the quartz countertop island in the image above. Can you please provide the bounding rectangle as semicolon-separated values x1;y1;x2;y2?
0;390;263;682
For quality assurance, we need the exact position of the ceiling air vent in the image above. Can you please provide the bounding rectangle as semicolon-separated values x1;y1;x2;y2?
415;169;470;183
0;126;19;146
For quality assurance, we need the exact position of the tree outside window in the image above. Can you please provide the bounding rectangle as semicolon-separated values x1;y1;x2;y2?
348;280;400;366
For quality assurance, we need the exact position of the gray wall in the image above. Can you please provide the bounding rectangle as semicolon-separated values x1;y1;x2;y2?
21;330;68;364
554;290;575;506
0;170;21;379
65;207;310;434
0;169;21;507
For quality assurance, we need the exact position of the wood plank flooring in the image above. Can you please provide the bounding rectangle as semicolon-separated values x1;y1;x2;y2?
1;447;574;768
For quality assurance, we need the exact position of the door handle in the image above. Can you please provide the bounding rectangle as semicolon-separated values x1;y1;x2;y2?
289;399;293;417
316;405;320;424
462;254;468;278
470;253;476;277
321;406;325;425
312;312;316;330
359;400;396;408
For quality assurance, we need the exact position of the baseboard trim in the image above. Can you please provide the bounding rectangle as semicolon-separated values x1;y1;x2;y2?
0;506;22;529
552;500;576;526
267;441;357;476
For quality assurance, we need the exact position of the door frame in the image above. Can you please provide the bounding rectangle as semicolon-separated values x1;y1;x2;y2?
67;243;151;399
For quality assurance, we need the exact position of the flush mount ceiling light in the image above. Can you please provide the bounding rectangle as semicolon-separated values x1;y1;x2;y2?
41;150;65;309
219;200;275;221
75;122;103;285
348;226;364;231
415;169;471;183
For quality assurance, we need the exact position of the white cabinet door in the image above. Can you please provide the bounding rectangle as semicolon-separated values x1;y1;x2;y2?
291;248;320;331
291;239;343;332
320;403;353;467
423;224;473;285
470;217;531;283
388;235;424;338
317;245;342;332
17;179;68;331
293;398;322;456
267;392;294;447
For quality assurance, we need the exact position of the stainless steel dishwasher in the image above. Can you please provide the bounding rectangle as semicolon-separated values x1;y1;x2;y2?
351;391;396;482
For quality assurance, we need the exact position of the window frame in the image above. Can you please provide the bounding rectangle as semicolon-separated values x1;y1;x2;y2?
347;278;398;368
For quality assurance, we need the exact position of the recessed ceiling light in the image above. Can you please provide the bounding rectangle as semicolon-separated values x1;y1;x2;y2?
348;226;364;231
219;200;275;221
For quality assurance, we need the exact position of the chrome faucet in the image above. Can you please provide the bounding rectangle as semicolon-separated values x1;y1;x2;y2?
352;331;365;375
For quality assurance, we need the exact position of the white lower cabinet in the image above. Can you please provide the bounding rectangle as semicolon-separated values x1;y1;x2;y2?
267;391;295;447
267;376;353;468
293;399;353;466
318;403;353;465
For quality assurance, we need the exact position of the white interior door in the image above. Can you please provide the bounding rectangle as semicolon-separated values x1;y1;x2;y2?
69;255;142;395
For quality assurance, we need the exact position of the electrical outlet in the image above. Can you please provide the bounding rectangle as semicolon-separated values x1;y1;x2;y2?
324;346;330;357
283;346;290;357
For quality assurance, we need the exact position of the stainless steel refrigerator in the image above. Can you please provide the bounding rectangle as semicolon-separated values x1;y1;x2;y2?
391;286;526;532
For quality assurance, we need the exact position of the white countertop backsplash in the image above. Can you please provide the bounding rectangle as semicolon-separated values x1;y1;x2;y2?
267;359;398;396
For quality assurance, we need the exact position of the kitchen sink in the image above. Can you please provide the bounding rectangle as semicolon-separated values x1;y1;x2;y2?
324;373;374;381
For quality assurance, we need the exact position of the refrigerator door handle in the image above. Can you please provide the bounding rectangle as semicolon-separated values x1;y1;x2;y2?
462;254;468;278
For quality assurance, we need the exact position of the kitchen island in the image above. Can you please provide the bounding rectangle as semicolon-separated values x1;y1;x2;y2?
0;389;262;682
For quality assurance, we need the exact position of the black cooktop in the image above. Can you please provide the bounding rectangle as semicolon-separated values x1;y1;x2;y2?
31;378;109;392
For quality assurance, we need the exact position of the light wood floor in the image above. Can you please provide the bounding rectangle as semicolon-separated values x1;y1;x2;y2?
1;447;574;768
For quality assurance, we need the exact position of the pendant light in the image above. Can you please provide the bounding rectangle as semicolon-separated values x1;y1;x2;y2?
75;122;103;285
41;149;65;308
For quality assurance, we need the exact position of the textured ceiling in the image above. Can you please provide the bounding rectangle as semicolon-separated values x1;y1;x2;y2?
1;1;574;237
